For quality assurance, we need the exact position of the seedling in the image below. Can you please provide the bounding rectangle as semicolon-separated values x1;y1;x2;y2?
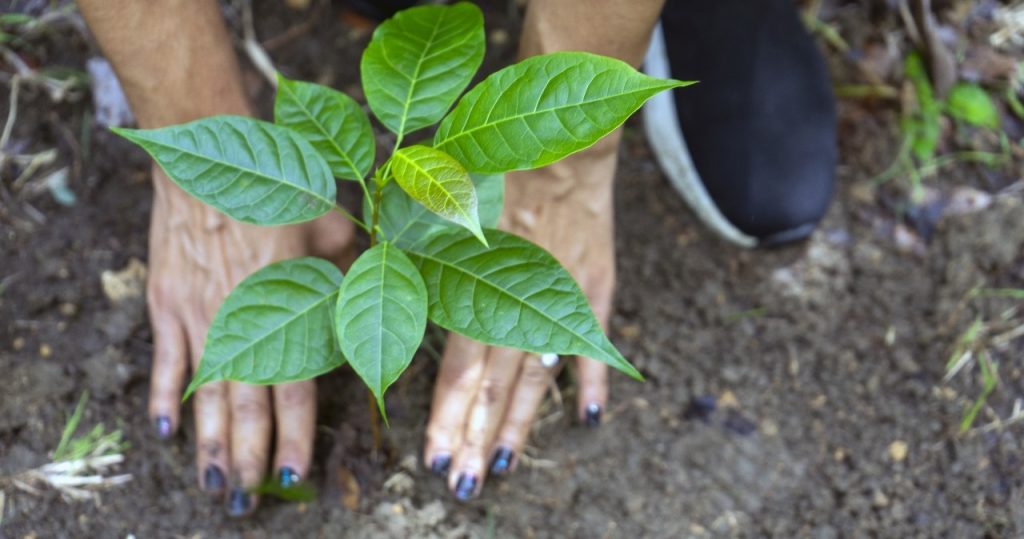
877;52;1011;200
113;3;687;420
2;392;131;502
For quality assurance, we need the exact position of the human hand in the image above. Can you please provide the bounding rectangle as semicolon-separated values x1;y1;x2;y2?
145;166;354;516
422;133;621;500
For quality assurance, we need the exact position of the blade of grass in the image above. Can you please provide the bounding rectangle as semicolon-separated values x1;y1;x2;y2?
960;351;998;433
52;391;88;462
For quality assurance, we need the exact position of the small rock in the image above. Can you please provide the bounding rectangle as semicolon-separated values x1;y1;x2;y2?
723;409;758;436
39;344;52;358
872;489;890;508
683;395;716;422
888;440;909;462
718;390;739;408
101;258;147;303
416;500;446;527
58;302;77;317
489;28;509;46
383;471;415;495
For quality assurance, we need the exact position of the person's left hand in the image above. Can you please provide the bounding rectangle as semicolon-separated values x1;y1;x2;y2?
422;132;623;500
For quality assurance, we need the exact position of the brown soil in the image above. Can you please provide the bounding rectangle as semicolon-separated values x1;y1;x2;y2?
2;1;1023;538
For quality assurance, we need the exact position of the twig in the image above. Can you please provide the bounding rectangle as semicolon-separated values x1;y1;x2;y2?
242;0;278;87
0;75;18;156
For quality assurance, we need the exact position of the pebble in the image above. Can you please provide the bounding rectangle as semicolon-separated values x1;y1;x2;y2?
888;440;909;462
872;489;890;508
39;344;52;358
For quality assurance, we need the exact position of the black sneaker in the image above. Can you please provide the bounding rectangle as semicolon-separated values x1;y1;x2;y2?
643;0;837;247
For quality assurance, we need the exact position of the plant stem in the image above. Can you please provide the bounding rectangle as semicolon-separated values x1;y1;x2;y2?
367;389;381;458
369;178;383;246
333;204;370;233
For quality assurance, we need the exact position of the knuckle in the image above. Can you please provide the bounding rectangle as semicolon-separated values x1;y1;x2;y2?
194;383;227;403
521;363;553;385
479;378;508;405
275;385;314;409
232;396;270;421
199;440;225;460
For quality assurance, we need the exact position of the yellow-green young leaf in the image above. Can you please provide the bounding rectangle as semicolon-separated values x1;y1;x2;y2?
947;82;1000;129
435;52;690;173
389;145;486;245
335;243;427;417
367;172;503;249
403;228;641;380
360;2;484;136
112;116;335;225
184;257;345;399
275;74;375;181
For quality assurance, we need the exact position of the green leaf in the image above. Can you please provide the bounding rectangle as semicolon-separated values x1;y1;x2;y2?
389;145;487;245
404;228;640;380
184;257;345;399
335;243;428;416
113;116;335;225
275;74;375;181
368;172;503;249
360;2;485;136
435;51;689;173
947;82;1000;129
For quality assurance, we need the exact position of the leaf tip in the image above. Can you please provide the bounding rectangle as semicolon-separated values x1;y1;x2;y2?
472;227;489;248
376;394;391;428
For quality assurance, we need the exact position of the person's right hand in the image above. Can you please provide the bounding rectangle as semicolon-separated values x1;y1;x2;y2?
145;167;354;516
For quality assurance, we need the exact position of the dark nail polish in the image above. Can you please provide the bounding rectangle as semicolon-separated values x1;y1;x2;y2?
278;467;300;488
154;415;172;439
454;473;478;501
203;465;226;491
430;455;451;477
227;488;252;517
489;447;514;475
584;403;602;427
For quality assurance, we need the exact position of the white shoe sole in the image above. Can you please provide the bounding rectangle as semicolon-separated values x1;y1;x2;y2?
642;23;758;248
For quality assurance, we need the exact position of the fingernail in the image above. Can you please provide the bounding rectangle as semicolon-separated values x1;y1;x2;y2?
489;447;514;475
154;415;172;439
584;403;602;428
278;467;300;488
227;488;252;517
453;473;478;501
430;455;451;477
203;465;226;492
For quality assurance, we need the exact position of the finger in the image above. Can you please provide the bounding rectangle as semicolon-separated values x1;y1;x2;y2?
272;380;316;489
424;334;488;477
577;279;614;426
492;354;559;474
185;319;230;496
575;358;608;427
449;347;525;500
226;382;272;518
146;305;187;440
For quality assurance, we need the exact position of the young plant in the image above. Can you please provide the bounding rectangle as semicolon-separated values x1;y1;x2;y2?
113;3;687;419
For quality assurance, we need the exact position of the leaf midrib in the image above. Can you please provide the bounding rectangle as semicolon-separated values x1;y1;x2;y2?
279;83;364;180
131;129;335;208
198;289;339;386
435;83;677;150
394;150;475;227
396;10;446;136
406;242;614;363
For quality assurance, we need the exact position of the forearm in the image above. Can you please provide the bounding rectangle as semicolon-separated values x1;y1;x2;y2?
79;0;250;128
519;0;664;66
514;0;664;189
